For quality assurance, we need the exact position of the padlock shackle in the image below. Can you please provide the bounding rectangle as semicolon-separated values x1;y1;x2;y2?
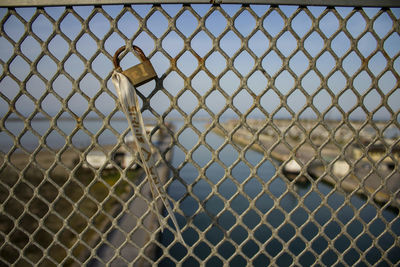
113;45;148;71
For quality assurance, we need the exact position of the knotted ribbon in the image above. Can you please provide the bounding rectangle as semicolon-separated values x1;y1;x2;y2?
112;71;183;243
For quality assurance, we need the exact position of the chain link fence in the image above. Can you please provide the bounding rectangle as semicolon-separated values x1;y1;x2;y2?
1;1;399;266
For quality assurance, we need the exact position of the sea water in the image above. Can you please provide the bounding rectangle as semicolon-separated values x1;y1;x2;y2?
160;121;399;266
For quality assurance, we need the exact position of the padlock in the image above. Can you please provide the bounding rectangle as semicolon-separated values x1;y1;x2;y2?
113;45;157;87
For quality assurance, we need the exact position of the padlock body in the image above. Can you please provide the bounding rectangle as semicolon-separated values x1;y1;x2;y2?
122;60;157;87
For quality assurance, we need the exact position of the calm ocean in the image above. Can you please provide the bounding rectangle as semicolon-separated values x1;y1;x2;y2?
1;119;399;265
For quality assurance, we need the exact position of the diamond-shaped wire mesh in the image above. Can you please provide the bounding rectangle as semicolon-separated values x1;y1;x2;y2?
0;2;399;266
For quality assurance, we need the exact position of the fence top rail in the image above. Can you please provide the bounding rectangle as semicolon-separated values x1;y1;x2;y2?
1;0;400;8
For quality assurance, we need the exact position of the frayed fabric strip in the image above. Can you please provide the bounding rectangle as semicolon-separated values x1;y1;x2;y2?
112;71;184;243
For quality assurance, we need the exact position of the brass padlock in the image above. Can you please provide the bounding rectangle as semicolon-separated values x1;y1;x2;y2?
113;45;157;87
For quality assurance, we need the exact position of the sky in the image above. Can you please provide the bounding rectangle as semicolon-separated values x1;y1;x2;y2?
0;4;399;122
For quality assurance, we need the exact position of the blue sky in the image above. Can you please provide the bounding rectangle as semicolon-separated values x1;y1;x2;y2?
0;4;399;121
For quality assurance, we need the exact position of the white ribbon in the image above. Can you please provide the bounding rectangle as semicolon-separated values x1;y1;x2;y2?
112;71;183;243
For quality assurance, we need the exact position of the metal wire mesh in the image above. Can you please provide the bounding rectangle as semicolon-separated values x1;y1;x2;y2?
0;2;399;266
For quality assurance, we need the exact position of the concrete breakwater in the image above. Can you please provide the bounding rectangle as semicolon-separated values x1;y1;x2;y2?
88;144;173;267
211;119;400;209
0;136;174;266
